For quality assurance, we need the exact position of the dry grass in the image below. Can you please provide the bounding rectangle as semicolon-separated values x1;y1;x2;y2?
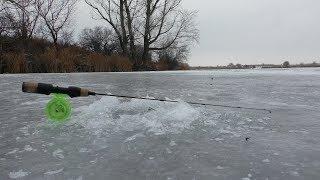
86;52;109;72
2;52;28;73
107;55;132;72
59;48;79;73
34;47;80;73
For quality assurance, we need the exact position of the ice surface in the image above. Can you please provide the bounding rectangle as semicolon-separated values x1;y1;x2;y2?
1;68;320;179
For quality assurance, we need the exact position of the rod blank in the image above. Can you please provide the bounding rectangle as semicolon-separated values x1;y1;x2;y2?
22;82;272;113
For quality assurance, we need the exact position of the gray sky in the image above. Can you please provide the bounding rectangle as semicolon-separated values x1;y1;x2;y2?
76;0;320;66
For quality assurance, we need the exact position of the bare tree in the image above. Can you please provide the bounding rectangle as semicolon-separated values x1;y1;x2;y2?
141;0;198;65
85;0;130;56
36;0;76;48
85;0;198;69
2;0;39;39
0;1;10;36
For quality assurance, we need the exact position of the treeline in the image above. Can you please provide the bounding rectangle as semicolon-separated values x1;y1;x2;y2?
0;0;198;73
192;61;320;70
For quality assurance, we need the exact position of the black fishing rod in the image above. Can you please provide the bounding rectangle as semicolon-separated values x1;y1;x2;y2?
22;82;272;113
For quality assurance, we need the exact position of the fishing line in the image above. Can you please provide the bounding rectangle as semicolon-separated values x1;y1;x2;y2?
94;93;272;113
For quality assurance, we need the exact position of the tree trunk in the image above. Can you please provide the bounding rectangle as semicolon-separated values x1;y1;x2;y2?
142;0;151;68
124;0;137;64
119;0;128;56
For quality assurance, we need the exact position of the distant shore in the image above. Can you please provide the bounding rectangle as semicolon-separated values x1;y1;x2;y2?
191;62;320;70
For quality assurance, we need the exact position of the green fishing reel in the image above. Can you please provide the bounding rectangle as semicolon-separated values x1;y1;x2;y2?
45;94;72;122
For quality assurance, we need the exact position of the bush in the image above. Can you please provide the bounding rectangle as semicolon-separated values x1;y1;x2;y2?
156;59;169;71
282;61;290;68
156;58;189;71
178;63;190;70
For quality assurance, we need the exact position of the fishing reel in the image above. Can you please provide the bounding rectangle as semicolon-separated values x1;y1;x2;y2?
45;94;72;122
22;82;96;122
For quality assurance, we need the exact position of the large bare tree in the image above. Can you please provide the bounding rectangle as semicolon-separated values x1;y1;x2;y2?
85;0;198;69
36;0;76;48
141;0;198;65
84;0;131;57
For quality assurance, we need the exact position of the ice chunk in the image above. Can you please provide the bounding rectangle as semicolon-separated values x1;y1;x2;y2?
79;148;90;153
214;138;224;142
241;178;250;180
75;97;200;135
6;148;19;155
24;145;36;152
216;166;224;170
262;159;270;163
166;148;172;154
289;171;299;176
169;140;177;146
53;149;64;159
44;168;64;175
144;94;156;100
124;133;145;142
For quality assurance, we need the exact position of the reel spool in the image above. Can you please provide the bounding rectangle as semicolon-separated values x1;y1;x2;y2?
45;94;72;122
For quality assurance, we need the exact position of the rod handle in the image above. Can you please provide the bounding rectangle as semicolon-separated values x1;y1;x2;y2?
22;82;94;98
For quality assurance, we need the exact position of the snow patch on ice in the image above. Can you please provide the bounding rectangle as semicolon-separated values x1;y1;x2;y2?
9;170;29;179
19;126;30;136
124;133;145;142
79;148;91;153
24;145;36;152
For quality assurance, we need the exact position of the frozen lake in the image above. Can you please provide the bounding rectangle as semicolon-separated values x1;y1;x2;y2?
0;68;320;179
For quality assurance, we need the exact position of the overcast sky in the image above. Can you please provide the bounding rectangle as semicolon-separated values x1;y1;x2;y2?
76;0;320;66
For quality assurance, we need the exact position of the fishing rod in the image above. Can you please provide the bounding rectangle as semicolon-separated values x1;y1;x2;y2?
22;82;272;122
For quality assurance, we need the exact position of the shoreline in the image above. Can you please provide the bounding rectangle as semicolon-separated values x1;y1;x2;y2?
1;67;320;75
